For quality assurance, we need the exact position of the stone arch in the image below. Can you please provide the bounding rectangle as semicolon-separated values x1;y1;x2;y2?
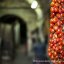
0;14;27;45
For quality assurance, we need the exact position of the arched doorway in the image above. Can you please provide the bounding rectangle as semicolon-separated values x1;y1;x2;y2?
0;14;27;45
0;14;27;63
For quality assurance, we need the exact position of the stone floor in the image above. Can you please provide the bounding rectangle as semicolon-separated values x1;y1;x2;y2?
2;46;33;64
13;46;32;64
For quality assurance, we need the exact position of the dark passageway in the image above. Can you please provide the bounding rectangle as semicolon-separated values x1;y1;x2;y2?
0;15;31;64
0;14;27;45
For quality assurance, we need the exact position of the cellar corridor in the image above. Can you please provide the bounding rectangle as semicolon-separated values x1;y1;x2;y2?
0;15;30;64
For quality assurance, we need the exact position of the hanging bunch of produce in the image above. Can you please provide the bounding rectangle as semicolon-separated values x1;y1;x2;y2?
48;0;64;64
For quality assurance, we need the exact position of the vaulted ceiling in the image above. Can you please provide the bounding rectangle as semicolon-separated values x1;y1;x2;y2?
0;0;50;31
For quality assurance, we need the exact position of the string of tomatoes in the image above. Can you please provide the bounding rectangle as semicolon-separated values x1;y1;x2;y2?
48;0;64;64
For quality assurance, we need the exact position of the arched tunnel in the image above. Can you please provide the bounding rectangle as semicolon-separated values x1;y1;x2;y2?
0;14;30;64
0;14;27;45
